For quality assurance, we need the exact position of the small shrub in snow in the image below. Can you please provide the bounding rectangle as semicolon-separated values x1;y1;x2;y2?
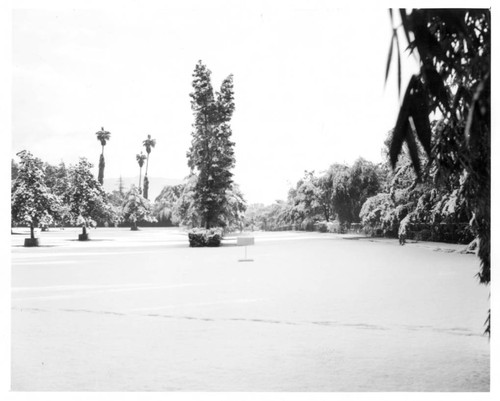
188;227;223;247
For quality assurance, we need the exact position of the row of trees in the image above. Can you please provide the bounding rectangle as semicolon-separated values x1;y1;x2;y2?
243;128;476;245
11;60;247;242
244;158;383;232
11;151;159;242
137;135;157;199
95;126;157;199
11;149;247;239
153;178;246;230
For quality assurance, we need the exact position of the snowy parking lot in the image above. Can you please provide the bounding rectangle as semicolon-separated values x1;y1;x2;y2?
11;228;490;391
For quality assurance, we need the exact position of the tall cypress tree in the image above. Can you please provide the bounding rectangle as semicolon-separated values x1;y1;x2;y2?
187;61;236;228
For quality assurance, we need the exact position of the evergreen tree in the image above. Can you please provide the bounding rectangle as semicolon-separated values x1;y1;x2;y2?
347;158;381;223
44;161;70;198
187;61;236;228
43;161;72;227
153;184;184;225
122;186;156;230
329;163;352;225
65;158;114;238
290;170;334;224
173;174;201;227
11;151;61;243
219;183;247;231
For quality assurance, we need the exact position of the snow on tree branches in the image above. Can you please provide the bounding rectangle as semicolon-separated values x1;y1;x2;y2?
187;61;244;229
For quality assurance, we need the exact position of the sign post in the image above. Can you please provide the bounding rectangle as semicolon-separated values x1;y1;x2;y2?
237;236;255;262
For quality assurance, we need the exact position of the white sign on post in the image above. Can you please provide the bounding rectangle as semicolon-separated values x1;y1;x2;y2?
237;236;255;262
237;237;255;246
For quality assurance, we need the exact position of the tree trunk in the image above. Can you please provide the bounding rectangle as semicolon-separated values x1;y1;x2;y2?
98;153;105;185
138;166;142;193
144;155;150;178
323;208;330;222
78;224;89;241
143;155;150;198
143;175;149;199
25;223;39;247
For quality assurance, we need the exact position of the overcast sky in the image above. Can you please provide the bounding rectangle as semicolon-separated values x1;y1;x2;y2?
11;2;420;204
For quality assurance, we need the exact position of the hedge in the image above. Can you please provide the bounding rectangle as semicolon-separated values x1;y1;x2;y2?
188;227;224;247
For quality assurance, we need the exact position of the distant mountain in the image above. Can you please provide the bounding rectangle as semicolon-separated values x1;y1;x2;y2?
103;176;184;201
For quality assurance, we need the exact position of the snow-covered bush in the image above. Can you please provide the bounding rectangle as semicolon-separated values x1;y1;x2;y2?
188;227;223;247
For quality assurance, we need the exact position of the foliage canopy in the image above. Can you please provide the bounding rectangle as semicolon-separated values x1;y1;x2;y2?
11;150;61;238
387;9;490;285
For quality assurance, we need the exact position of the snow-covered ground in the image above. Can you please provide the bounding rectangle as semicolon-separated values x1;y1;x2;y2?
11;228;490;391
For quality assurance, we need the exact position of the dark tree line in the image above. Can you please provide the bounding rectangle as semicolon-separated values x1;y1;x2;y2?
244;158;383;232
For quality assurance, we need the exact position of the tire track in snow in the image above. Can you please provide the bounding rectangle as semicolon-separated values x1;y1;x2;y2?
11;307;483;337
